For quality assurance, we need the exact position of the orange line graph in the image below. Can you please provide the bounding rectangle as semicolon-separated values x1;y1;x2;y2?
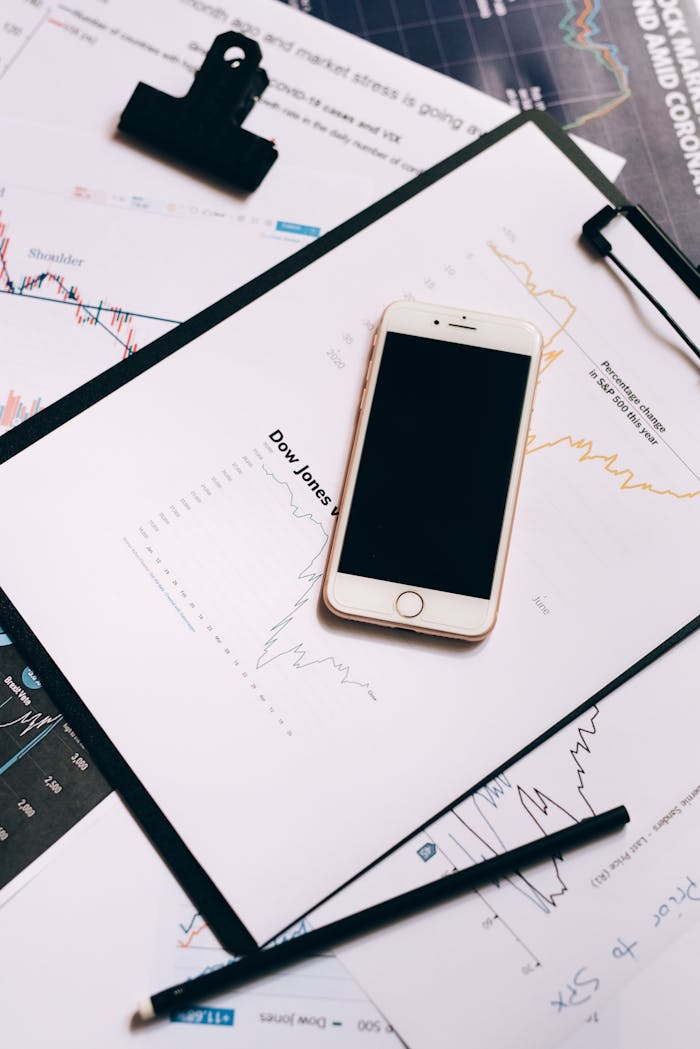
488;244;576;350
177;920;209;948
539;348;565;379
526;434;699;499
490;243;699;501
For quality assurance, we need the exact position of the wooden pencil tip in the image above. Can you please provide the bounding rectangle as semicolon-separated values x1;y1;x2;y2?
136;998;156;1022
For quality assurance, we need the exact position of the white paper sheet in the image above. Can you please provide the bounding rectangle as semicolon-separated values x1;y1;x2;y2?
0;161;370;430
0;122;696;946
0;0;622;431
0;0;613;927
316;632;700;1048
0;0;623;184
0;0;522;435
3;643;700;1049
0;0;623;434
556;920;700;1049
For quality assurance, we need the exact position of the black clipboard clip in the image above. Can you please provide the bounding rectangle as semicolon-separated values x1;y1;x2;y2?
581;204;699;362
118;32;278;192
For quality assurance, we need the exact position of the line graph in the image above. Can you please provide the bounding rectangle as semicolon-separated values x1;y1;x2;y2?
0;714;63;777
451;797;571;918
176;912;314;959
178;915;210;949
515;706;603;851
159;886;397;1043
127;455;376;729
525;433;700;499
490;243;700;500
257;465;374;693
488;243;577;350
179;910;205;937
439;707;603;924
297;0;700;262
0;630;110;892
559;0;631;129
568;706;600;817
539;348;565;380
395;703;610;978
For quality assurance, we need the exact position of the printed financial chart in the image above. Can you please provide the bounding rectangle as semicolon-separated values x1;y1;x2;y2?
0;186;179;428
0;171;329;892
147;637;700;1048
150;876;399;1045
0;626;111;891
124;440;377;745
0;177;328;434
313;634;700;1045
295;0;700;260
1;175;698;1049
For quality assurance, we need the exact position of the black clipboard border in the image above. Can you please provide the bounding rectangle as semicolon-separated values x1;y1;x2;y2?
1;111;695;952
0;111;626;460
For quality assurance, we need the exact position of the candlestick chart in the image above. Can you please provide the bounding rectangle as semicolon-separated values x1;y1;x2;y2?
0;212;152;357
0;203;180;433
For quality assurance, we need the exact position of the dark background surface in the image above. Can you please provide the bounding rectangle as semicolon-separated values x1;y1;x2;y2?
286;0;700;262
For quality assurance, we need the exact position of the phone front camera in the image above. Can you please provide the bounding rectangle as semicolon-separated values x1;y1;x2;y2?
433;319;439;325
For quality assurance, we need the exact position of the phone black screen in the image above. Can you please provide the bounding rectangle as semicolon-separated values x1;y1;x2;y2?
338;331;532;599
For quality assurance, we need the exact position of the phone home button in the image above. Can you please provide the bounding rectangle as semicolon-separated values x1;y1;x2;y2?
395;591;423;618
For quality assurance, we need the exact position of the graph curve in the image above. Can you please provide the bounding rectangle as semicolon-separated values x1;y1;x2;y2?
559;0;631;130
257;465;374;693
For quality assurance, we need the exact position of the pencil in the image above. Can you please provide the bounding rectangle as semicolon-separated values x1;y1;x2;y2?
137;804;629;1021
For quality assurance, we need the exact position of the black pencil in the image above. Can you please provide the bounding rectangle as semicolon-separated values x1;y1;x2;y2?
137;804;629;1021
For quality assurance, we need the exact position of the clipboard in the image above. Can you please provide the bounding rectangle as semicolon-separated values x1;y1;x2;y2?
0;111;698;954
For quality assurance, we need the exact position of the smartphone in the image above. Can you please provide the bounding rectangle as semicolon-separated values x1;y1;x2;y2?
323;301;542;640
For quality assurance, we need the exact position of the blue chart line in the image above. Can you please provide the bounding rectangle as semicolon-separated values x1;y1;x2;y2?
176;916;313;984
270;917;311;946
0;715;62;776
468;772;513;853
257;465;373;693
178;912;203;937
451;805;568;917
194;961;235;979
558;0;631;130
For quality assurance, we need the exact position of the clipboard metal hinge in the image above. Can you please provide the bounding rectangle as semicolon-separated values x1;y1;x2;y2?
581;204;699;363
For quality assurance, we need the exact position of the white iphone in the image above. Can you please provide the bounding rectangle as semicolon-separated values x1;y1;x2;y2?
323;300;542;640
